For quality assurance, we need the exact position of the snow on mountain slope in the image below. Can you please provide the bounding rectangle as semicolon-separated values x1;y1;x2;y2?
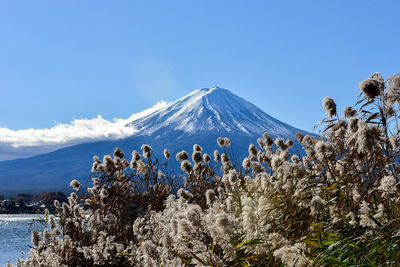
127;87;300;138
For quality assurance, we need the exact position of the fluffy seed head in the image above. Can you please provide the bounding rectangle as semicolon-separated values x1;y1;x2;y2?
131;150;141;161
203;153;211;163
322;96;337;118
180;160;193;173
192;151;202;163
285;139;294;148
205;189;215;207
31;230;41;247
176;150;188;162
224;137;231;147
221;153;230;164
275;138;288;150
310;195;325;213
177;188;193;200
193;144;202;152
248;144;257;156
242;157;251;169
217;137;225;147
102;155;114;173
343;106;356;118
93;155;100;163
163;148;170;159
113;147;124;158
358;73;385;100
214;150;221;162
69;179;81;191
141;144;152;158
295;132;304;143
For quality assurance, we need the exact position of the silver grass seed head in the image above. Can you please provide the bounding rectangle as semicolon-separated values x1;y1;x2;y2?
302;135;314;146
69;192;78;205
221;153;230;164
69;179;81;191
205;189;215;207
264;136;274;147
217;137;225;147
54;199;60;208
228;169;238;184
31;230;41;247
242;157;251;169
387;74;400;99
96;163;106;173
322;96;337;118
177;188;193;200
214;150;221;162
359;74;384;100
100;188;109;200
275;138;288;150
91;162;99;173
193;144;202;152
44;208;49;217
131;150;141;161
141;144;152;158
248;143;257;156
370;72;384;84
180;160;193;173
176;150;188;162
130;159;138;169
113;156;121;167
224;137;231;147
343;106;357;118
102;155;114;173
311;196;325;213
185;205;202;227
349;118;359;133
285;139;294;148
216;214;230;230
121;159;129;169
92;177;100;185
251;161;263;174
163;148;170;159
257;138;265;149
203;153;211;163
192;151;202;163
291;154;300;163
49;215;57;230
262;132;270;141
93;155;101;163
295;132;304;143
113;147;124;159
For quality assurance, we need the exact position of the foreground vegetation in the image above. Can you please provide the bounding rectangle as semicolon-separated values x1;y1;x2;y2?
11;72;400;266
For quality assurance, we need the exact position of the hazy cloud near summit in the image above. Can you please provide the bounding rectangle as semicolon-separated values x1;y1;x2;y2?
0;101;167;161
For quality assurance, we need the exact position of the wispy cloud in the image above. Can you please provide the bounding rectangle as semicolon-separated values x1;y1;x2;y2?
0;101;168;161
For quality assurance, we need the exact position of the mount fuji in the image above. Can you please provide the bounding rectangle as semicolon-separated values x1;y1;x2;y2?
0;87;309;195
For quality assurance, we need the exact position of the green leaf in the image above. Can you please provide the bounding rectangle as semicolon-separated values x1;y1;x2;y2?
235;239;261;248
303;239;321;248
323;256;344;264
348;243;359;249
391;201;400;214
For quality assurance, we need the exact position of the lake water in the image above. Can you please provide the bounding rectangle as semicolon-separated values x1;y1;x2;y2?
0;214;44;266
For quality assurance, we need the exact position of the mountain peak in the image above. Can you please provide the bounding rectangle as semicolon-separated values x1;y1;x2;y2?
127;87;302;138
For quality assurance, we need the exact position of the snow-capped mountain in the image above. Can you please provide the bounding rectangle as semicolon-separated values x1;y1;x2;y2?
128;87;298;138
0;87;309;195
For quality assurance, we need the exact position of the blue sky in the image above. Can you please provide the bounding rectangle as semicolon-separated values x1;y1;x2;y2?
0;0;399;134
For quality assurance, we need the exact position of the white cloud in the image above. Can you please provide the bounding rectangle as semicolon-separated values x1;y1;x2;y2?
0;100;168;161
